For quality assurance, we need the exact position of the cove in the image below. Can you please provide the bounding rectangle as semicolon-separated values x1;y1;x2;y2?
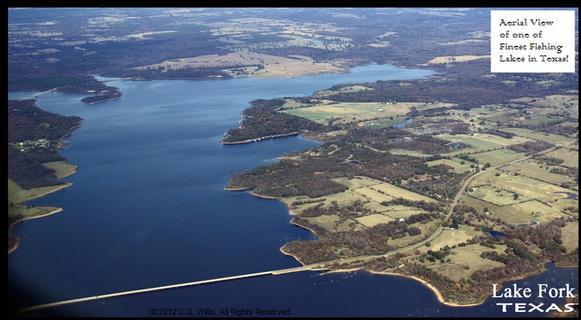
8;64;577;317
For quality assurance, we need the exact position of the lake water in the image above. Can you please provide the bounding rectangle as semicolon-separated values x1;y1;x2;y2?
8;64;577;317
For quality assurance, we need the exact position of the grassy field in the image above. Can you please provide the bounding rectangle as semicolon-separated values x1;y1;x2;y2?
500;128;574;145
424;55;489;65
437;133;530;156
282;101;454;125
355;213;396;227
334;176;438;204
421;225;482;252
424;244;507;282
353;186;394;203
543;147;579;168
133;50;345;79
8;179;71;204
465;171;575;224
304;215;362;233
282;101;407;125
561;222;579;253
501;160;573;186
285;176;437;232
332;176;379;189
389;148;432;158
512;95;578;118
360;116;408;129
8;205;61;221
469;149;525;166
471;171;576;204
427;158;475;174
494;200;565;224
370;182;438;203
43;161;77;179
468;184;530;206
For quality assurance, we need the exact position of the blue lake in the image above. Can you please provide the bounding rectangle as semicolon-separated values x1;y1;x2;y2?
8;64;577;316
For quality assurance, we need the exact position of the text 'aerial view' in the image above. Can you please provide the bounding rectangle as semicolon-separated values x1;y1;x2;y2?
6;7;579;318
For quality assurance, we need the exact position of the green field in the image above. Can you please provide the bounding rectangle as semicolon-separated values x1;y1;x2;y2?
389;148;432;158
494;200;565;224
468;184;530;206
500;128;574;145
472;171;576;204
469;149;525;166
8;179;71;204
502;160;574;186
360;115;408;129
371;182;438;203
353;186;394;203
437;133;531;153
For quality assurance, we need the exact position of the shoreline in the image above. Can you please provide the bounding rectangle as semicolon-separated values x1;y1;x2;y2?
8;207;63;255
221;132;300;145
84;95;122;105
239;188;579;308
368;269;485;308
8;96;82;254
18;182;73;203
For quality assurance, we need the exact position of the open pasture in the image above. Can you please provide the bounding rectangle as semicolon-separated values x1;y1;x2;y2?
500;128;574;145
501;159;573;186
282;101;454;125
469;149;525;166
468;184;530;206
427;158;475;174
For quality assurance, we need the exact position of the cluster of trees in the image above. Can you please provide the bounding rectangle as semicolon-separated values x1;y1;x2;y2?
508;141;553;154
80;89;122;104
8;100;82;142
8;145;59;189
228;157;352;198
223;99;323;143
8;74;107;92
112;66;234;81
8;100;81;189
481;128;514;139
325;74;575;109
229;124;466;201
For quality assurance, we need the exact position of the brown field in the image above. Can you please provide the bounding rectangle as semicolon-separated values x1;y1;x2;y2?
561;222;579;253
423;55;489;65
